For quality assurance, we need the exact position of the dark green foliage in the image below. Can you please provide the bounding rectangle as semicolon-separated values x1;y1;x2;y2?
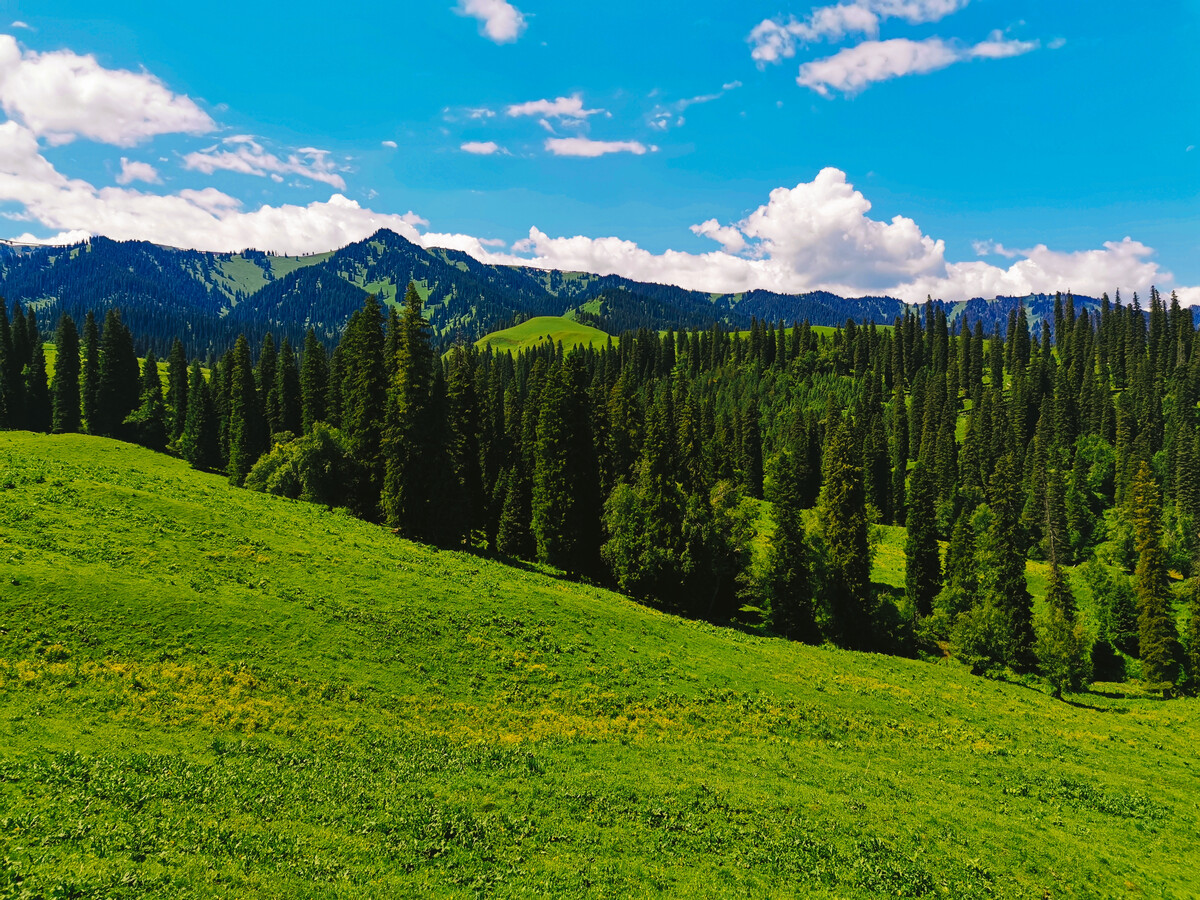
124;350;168;451
1036;562;1091;697
300;327;329;432
180;361;220;471
383;284;440;537
257;333;280;436
81;311;100;433
24;339;51;433
337;299;387;501
245;424;367;514
275;337;303;438
51;314;82;433
226;336;265;486
765;449;817;641
1129;463;1182;686
93;308;140;437
167;337;188;439
904;460;941;618
818;414;872;649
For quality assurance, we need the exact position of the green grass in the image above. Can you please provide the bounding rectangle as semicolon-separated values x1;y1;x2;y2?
1;432;1199;898
475;316;610;354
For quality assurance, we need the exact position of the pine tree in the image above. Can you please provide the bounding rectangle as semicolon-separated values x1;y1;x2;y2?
167;337;189;439
81;311;100;433
765;448;817;641
275;337;303;437
905;460;942;618
180;361;220;471
443;344;485;545
257;333;280;436
25;341;51;433
226;335;265;486
300;327;329;432
981;452;1035;670
126;350;168;451
1129;462;1182;686
339;298;387;508
382;284;440;537
51;313;82;433
818;414;872;650
94;308;140;437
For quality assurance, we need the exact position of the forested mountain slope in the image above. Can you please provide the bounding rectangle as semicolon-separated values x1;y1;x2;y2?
0;231;1114;361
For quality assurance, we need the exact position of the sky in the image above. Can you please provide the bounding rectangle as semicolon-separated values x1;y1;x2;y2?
0;0;1196;304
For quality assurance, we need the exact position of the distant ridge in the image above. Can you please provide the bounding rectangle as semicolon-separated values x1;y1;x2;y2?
0;230;1126;358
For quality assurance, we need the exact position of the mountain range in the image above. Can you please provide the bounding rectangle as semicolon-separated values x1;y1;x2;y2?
0;229;1112;358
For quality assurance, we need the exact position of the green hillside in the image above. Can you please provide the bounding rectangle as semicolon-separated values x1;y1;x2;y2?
474;316;610;354
1;432;1198;898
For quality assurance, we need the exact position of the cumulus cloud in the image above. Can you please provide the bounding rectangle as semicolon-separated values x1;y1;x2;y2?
506;93;606;122
381;140;398;148
461;140;503;155
115;157;160;185
182;136;347;190
749;0;970;63
1;129;1192;306
0;34;213;146
455;0;526;44
544;138;656;158
798;35;1038;95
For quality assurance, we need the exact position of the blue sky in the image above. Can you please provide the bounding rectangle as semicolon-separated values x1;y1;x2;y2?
0;0;1196;302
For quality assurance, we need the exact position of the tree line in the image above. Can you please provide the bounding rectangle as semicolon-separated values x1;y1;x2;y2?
3;284;1198;696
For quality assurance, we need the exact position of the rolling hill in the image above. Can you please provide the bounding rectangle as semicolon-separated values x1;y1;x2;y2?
1;430;1197;898
474;315;610;354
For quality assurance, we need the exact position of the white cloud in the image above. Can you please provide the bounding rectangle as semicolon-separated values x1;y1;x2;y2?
2;128;1192;306
749;0;970;63
182;136;347;190
506;93;606;121
797;35;1038;95
0;120;496;259
0;34;213;146
10;21;31;30
455;0;526;44
381;140;398;148
648;81;743;130
461;140;503;155
544;138;656;158
115;157;160;185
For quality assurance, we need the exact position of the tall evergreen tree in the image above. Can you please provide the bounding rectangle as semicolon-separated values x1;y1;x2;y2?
226;335;265;486
275;336;303;437
300;327;329;432
765;448;817;641
382;284;440;537
167;337;189;439
94;308;140;437
180;361;220;471
818;415;872;650
51;313;82;433
81;311;100;433
1129;462;1182;686
905;460;942;618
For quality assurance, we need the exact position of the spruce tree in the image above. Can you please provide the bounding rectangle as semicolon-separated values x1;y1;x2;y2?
126;350;168;451
94;308;140;437
180;361;220;471
226;335;265;486
818;414;872;650
167;337;189;439
300;327;329;432
257;333;280;436
339;298;387;507
275;337;303;437
905;460;941;618
1129;462;1182;686
981;452;1035;670
51;313;82;433
765;448;817;642
25;341;51;433
382;284;439;537
81;311;100;433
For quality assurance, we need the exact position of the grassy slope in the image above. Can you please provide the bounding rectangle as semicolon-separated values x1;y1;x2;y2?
475;316;610;354
1;433;1198;898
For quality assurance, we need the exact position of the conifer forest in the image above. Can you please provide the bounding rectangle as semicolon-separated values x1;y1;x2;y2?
3;284;1199;695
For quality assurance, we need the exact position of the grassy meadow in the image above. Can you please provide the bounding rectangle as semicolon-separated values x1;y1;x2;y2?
474;316;610;354
1;432;1198;898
